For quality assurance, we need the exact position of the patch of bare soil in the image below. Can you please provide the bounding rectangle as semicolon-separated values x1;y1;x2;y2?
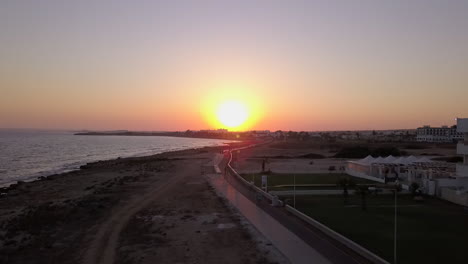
116;173;280;264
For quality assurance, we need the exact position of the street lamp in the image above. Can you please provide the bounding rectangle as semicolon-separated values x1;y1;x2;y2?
293;165;297;208
394;179;400;264
293;173;296;208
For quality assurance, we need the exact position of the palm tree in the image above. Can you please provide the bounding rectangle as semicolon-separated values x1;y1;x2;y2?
355;185;370;211
337;177;355;204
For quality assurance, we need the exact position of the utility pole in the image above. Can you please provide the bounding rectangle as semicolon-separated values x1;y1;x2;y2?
394;180;399;264
293;165;296;208
294;173;296;208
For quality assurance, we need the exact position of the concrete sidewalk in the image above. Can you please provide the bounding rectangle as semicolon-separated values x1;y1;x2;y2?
207;173;332;264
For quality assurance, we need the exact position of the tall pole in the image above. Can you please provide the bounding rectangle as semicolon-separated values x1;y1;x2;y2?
394;185;398;264
294;174;296;208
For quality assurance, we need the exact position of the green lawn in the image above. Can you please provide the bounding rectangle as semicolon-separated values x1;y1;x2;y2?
285;194;468;264
240;173;375;191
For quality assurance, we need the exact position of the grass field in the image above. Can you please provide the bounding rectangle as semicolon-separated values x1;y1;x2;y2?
285;194;468;264
240;172;376;191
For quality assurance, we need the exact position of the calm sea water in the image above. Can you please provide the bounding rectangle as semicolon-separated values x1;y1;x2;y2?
0;130;232;187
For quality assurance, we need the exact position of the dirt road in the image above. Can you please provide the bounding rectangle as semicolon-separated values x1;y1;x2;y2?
82;158;201;264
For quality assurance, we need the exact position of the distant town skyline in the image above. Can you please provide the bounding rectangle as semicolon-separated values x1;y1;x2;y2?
1;0;468;131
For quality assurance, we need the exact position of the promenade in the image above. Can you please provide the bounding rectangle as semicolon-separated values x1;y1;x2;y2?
208;172;331;264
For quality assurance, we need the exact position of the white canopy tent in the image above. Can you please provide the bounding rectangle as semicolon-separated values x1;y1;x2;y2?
393;157;410;164
382;155;397;164
416;157;432;163
356;155;375;165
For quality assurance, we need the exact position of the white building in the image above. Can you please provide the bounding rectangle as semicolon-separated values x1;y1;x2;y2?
416;125;463;143
346;119;468;206
434;118;468;206
456;118;468;177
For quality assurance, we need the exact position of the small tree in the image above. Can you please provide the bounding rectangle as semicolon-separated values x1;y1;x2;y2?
355;186;370;211
337;177;356;204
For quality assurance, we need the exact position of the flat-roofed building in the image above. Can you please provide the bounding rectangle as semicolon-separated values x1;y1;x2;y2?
437;118;468;206
456;118;468;177
416;125;463;143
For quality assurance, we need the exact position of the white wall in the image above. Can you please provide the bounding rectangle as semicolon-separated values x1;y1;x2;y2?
457;118;468;133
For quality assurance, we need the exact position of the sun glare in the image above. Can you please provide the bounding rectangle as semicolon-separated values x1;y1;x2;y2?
216;101;249;129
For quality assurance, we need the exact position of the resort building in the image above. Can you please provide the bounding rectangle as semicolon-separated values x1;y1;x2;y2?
346;155;453;195
347;118;468;206
416;125;463;143
437;118;468;206
457;118;468;177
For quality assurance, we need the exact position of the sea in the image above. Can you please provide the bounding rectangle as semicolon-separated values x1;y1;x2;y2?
0;130;233;187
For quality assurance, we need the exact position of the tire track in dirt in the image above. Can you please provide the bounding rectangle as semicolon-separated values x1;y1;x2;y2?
82;160;202;264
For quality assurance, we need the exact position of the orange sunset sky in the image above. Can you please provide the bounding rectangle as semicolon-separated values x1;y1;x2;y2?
1;0;468;131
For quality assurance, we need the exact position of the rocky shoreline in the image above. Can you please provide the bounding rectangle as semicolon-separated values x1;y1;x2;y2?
0;141;282;264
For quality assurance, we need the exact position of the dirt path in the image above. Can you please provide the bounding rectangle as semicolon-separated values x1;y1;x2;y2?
82;160;201;264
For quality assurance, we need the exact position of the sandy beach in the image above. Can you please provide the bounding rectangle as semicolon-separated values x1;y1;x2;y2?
0;143;284;264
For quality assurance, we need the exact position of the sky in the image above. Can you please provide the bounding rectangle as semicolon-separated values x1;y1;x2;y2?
1;0;468;131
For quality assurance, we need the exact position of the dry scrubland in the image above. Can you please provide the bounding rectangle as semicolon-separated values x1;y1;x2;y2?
235;140;457;173
233;140;457;176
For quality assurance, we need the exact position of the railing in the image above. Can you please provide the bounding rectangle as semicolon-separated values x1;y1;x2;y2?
225;142;276;202
457;118;468;133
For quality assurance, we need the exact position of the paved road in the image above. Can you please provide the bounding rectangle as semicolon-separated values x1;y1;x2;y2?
216;155;373;264
270;190;351;195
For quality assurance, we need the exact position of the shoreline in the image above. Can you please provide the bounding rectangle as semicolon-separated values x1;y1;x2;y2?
0;139;276;264
0;140;245;189
75;131;243;141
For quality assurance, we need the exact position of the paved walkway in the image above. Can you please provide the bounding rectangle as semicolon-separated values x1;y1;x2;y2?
270;190;349;196
207;173;332;264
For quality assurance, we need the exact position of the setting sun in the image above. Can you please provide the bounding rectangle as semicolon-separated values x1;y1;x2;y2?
216;101;249;129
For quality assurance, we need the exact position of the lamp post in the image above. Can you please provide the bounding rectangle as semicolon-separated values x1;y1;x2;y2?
293;173;296;208
394;179;399;264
